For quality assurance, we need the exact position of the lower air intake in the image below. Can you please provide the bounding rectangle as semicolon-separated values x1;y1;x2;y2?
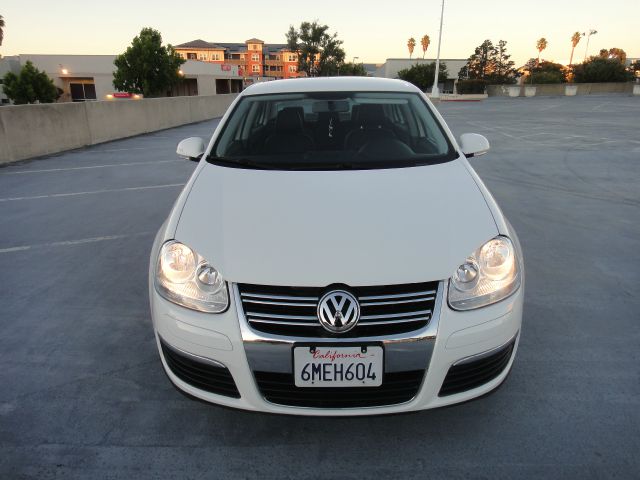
161;339;240;398
439;340;515;397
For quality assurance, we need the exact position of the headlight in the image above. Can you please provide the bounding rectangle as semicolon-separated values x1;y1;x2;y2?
155;240;229;313
448;236;520;311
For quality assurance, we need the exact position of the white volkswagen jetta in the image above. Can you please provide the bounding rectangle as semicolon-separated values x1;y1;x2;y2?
149;77;524;415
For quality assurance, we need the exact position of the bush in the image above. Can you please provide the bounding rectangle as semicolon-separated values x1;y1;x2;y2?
397;62;448;91
531;71;565;84
456;79;486;94
572;58;633;83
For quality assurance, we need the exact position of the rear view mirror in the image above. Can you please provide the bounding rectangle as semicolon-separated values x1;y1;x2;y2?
459;133;490;158
176;137;206;161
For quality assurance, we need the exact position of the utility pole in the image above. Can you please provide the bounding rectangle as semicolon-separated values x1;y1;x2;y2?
432;0;445;99
583;29;597;62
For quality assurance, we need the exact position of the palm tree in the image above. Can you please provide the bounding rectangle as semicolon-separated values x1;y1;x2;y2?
536;37;548;65
0;15;5;47
569;32;582;66
407;37;416;59
420;35;430;59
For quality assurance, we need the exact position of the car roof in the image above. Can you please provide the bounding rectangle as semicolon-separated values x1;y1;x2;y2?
241;77;421;96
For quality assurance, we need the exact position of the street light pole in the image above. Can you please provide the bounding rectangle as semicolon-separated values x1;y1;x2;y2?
352;56;359;64
583;29;597;62
431;0;445;98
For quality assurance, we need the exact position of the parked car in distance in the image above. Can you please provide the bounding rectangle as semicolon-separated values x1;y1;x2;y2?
149;77;524;415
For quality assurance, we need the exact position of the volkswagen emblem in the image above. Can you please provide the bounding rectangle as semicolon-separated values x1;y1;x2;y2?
317;290;360;334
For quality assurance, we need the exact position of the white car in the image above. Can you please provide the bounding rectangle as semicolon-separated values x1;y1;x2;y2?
149;77;524;415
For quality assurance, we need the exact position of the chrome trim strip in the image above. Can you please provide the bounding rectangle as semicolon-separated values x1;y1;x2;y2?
159;336;228;369
360;296;434;306
360;309;432;320
240;292;318;301
358;290;436;301
248;318;317;327
242;299;317;307
245;312;317;321
359;316;430;326
452;332;519;366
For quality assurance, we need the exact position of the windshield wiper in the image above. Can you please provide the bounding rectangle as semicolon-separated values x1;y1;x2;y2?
207;156;282;170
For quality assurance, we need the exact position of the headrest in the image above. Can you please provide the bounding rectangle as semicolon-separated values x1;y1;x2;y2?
276;107;304;131
316;111;340;122
358;104;387;128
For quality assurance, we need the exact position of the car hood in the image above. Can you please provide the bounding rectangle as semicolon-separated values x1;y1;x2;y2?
175;160;498;286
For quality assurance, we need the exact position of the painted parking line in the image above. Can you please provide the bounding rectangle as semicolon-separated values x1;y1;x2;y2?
0;183;185;202
84;146;169;153
0;159;180;175
0;232;154;254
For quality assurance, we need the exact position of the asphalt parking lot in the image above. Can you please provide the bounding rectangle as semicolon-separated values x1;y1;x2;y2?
1;94;639;479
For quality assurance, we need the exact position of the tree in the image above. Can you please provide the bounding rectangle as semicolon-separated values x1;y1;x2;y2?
397;62;448;91
286;21;346;77
490;40;517;84
113;28;185;97
407;37;416;59
0;15;5;46
572;57;633;83
2;61;59;104
458;40;496;81
569;32;582;66
536;37;548;65
420;35;430;59
606;48;627;63
338;62;368;76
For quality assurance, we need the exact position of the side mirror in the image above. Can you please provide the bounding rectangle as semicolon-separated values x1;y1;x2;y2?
176;137;206;161
459;133;490;158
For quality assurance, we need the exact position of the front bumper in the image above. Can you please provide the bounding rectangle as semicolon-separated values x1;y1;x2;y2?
150;279;523;416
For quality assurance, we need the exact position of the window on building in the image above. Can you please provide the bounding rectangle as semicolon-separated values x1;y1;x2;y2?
198;53;207;61
252;64;260;73
187;53;197;60
276;55;281;61
288;55;296;62
252;53;260;62
288;65;297;72
212;53;220;61
70;83;97;102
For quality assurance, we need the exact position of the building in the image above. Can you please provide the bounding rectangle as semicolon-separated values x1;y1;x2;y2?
362;63;382;77
0;54;243;104
174;38;301;83
375;58;468;93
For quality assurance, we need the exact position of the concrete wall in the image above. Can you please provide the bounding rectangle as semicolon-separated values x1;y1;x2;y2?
487;82;635;97
0;94;237;164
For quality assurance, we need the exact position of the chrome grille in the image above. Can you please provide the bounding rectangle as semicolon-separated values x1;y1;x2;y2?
238;282;439;337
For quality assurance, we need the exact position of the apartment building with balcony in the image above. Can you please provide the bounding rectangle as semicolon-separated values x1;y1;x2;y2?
174;38;301;82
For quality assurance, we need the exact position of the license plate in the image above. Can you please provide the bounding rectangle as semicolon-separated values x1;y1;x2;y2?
294;346;383;387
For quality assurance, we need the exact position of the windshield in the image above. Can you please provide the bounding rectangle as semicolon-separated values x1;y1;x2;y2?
209;91;457;170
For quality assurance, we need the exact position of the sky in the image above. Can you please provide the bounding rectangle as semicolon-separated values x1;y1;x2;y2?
1;0;638;67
